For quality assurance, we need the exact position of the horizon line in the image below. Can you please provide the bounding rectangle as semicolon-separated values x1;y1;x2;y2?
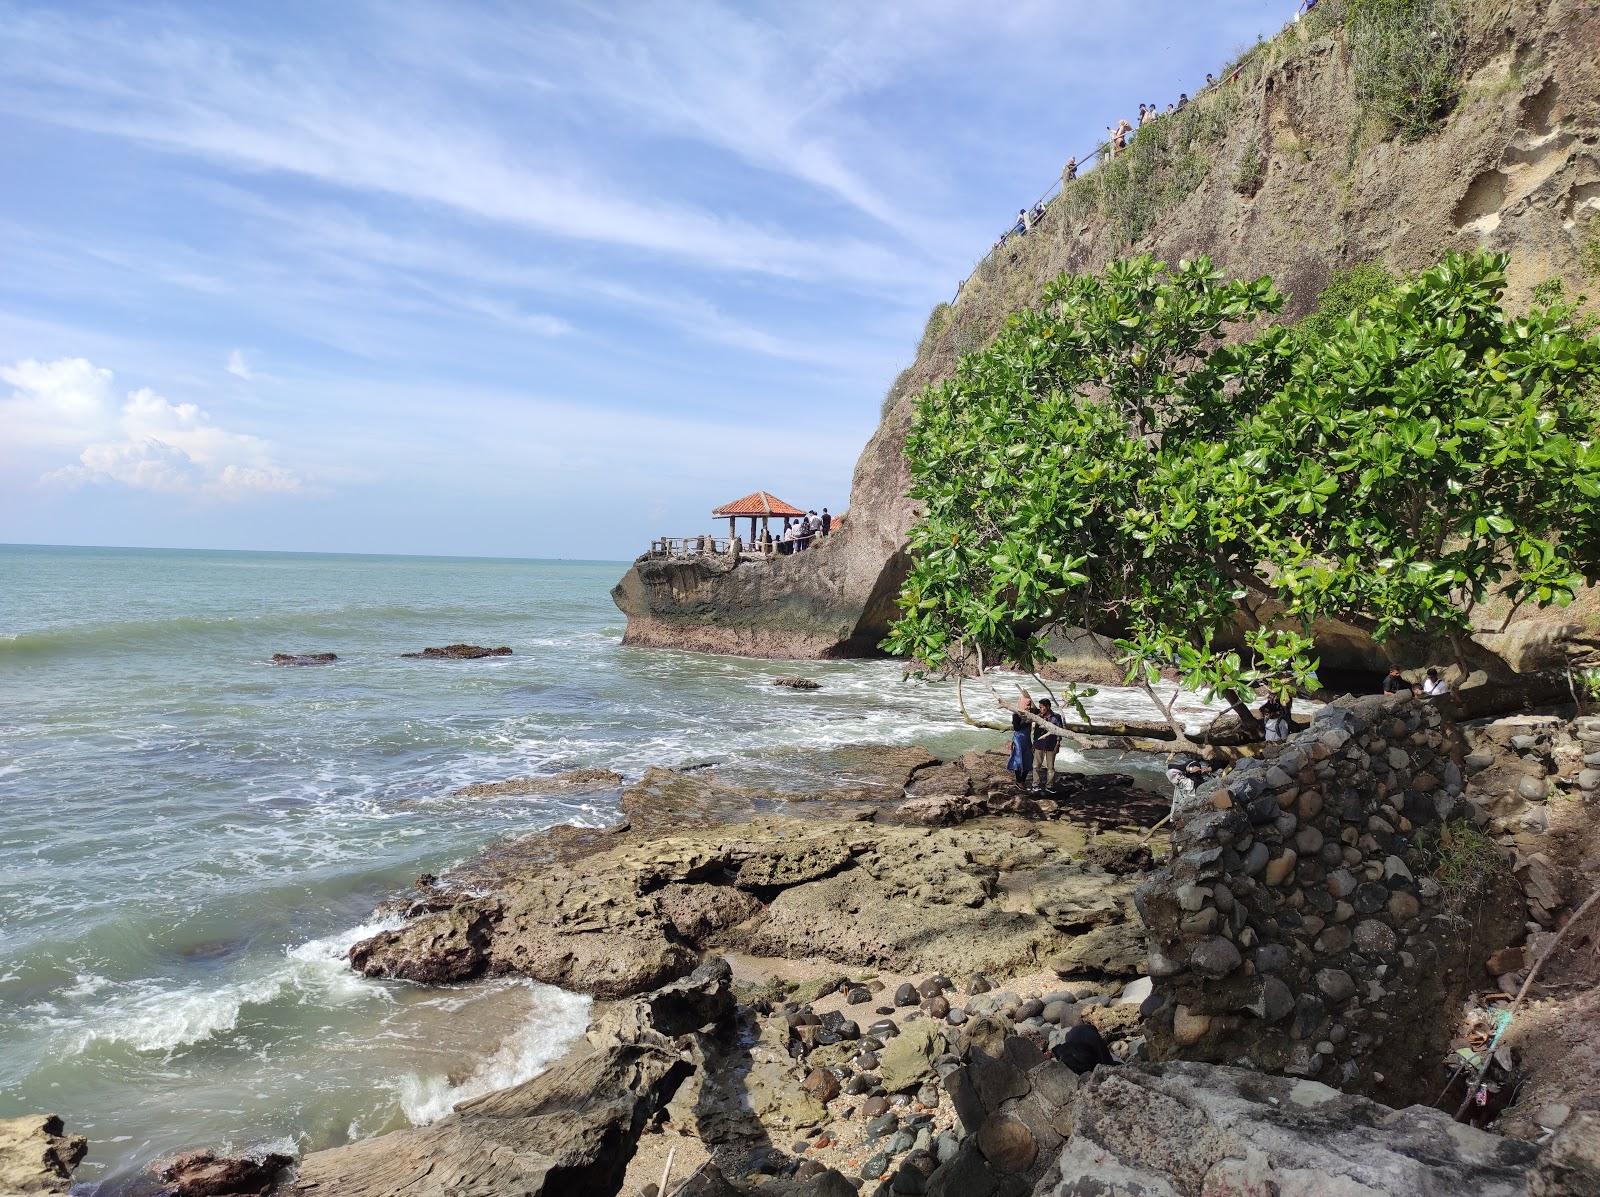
0;541;631;566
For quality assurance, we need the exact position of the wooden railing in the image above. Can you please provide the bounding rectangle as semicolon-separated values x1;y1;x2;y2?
642;532;831;561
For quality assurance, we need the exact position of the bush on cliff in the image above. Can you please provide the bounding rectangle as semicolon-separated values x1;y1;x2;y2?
885;251;1600;738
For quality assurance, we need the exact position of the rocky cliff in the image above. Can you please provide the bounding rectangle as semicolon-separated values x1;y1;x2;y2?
614;0;1600;675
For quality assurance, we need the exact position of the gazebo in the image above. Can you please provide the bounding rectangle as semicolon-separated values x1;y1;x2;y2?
712;490;806;544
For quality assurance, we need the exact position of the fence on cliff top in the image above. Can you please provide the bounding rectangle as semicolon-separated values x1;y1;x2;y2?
950;0;1324;302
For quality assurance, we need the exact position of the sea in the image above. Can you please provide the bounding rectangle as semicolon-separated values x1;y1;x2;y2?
0;544;1223;1190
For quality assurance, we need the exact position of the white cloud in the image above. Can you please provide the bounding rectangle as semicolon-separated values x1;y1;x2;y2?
225;348;255;380
3;357;299;498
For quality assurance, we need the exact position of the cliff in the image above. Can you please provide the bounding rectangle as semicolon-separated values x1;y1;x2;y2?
614;0;1600;673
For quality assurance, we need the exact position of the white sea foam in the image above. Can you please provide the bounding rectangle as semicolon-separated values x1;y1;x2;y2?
393;982;591;1124
65;916;404;1054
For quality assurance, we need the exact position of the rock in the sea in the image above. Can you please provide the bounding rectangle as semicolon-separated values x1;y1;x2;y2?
290;1041;691;1196
270;652;336;666
0;1115;87;1195
1040;1061;1540;1197
157;1148;293;1196
774;676;822;690
450;769;624;798
400;644;512;660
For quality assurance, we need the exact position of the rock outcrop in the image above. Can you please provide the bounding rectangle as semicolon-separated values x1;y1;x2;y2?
269;653;336;666
288;963;727;1197
612;0;1600;680
156;1148;293;1196
350;811;1149;1000
1040;1061;1543;1197
0;1116;86;1195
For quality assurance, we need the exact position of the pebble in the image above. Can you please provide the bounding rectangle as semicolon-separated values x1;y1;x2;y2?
861;1152;890;1180
1315;968;1357;1003
894;983;918;1007
847;987;872;1005
945;1007;967;1026
865;1112;899;1142
966;975;991;995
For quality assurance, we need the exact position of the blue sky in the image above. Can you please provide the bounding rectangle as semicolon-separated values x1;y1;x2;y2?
0;0;1291;560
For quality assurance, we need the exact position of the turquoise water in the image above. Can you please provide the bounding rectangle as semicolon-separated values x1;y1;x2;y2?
0;544;1214;1191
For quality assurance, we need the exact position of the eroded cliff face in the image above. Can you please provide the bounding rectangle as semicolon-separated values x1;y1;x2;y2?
615;0;1600;666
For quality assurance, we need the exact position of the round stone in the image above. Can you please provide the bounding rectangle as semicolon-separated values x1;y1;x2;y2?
966;975;991;995
1518;775;1550;802
1243;842;1271;876
1251;975;1294;1023
1191;936;1243;978
1353;919;1398;954
895;983;918;1007
976;1112;1038;1174
923;996;950;1019
1314;925;1352;954
1295;826;1325;855
1352;882;1389;915
1315;968;1357;1003
1264;849;1299;887
1386;891;1420;921
1042;1000;1072;1025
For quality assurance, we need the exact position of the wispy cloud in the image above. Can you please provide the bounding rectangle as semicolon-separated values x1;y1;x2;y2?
224;349;255;380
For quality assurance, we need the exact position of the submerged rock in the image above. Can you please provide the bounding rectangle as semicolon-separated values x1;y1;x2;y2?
451;769;623;798
400;644;512;659
270;652;336;665
774;676;822;690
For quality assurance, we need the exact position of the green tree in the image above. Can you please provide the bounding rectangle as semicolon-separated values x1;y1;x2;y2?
885;251;1600;743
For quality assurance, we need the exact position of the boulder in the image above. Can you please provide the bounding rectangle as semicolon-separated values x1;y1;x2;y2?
773;676;823;690
1050;921;1146;978
157;1149;293;1196
0;1116;86;1195
1040;1062;1539;1197
290;1042;691;1196
879;1021;946;1093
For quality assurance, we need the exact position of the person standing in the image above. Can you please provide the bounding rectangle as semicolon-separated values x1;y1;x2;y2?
1032;698;1065;791
1008;695;1035;788
820;508;831;536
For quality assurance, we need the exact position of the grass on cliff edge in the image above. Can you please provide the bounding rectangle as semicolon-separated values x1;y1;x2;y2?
1347;0;1466;141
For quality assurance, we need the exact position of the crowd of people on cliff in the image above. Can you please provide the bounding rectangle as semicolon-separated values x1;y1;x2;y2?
768;508;831;555
989;0;1322;256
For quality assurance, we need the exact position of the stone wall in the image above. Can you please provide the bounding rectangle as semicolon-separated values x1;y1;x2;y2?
1136;694;1525;1107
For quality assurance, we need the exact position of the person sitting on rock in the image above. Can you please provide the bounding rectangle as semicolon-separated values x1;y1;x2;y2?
1032;698;1066;791
1008;694;1035;788
1382;666;1415;695
1422;667;1450;698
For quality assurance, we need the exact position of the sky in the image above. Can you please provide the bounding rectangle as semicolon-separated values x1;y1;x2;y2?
0;0;1292;560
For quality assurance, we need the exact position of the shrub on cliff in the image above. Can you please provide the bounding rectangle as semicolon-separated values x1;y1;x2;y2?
885;251;1600;739
1347;0;1465;141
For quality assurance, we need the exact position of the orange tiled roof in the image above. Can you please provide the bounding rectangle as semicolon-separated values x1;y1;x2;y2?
712;491;807;518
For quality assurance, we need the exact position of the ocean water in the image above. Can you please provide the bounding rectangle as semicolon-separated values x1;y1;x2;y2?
0;544;1222;1190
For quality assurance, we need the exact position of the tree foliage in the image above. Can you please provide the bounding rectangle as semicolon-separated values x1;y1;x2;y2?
885;251;1600;733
